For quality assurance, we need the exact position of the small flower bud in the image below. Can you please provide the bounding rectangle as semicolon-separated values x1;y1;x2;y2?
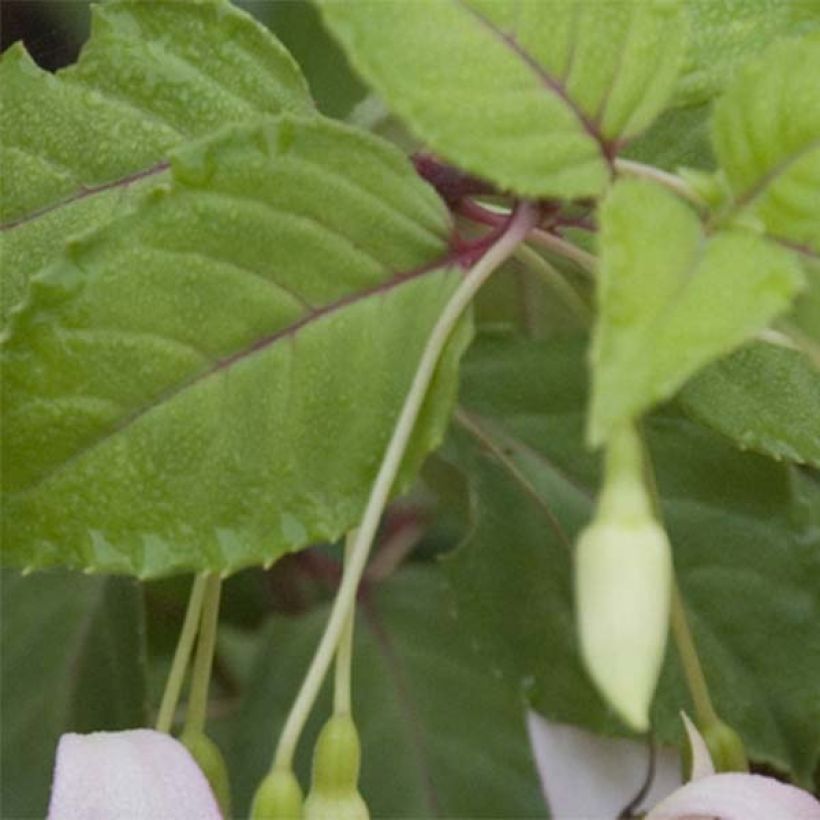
251;766;304;820
181;730;231;818
304;714;369;820
702;720;748;774
575;425;672;731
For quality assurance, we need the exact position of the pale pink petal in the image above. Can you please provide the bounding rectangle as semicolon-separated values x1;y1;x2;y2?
527;711;682;818
48;729;222;820
647;772;820;820
680;712;714;780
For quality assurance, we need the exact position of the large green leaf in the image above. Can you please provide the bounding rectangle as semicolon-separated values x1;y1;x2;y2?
318;0;688;199
219;566;547;818
589;178;803;445
0;0;312;326
679;341;820;467
0;570;147;818
443;334;820;787
675;0;820;107
2;115;469;578
712;33;820;258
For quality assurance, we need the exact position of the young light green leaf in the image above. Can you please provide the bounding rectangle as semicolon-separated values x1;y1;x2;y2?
318;0;688;198
444;334;820;787
589;178;803;445
0;0;313;326
675;0;820;107
712;33;820;258
1;571;147;818
219;567;548;818
679;341;820;467
1;116;468;578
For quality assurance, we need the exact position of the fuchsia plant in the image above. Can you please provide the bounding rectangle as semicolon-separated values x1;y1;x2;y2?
2;0;819;817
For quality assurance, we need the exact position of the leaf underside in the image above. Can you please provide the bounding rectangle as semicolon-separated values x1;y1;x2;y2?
2;116;470;578
319;0;687;198
0;0;312;326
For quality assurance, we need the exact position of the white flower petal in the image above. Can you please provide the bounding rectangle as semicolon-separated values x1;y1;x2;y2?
527;712;682;819
647;772;820;820
680;712;714;780
48;729;222;820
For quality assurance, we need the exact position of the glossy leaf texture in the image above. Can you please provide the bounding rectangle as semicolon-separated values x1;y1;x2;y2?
0;0;313;325
675;0;820;107
443;335;820;787
2;115;469;578
589;178;804;445
318;0;688;199
0;571;147;818
679;341;820;467
712;33;820;258
219;566;547;818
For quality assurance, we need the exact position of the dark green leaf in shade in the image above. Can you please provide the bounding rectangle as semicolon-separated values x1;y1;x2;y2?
679;341;820;467
443;334;820;787
218;566;547;818
0;571;147;818
2;115;469;578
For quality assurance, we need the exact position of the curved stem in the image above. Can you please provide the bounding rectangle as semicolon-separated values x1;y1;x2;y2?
183;573;222;738
637;426;720;728
514;244;592;326
333;532;357;715
156;573;208;733
272;202;539;770
614;158;704;207
527;228;598;277
670;583;720;727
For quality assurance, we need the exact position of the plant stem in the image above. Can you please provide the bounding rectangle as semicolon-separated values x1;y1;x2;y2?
272;202;539;771
156;573;208;733
333;532;357;715
637;426;720;728
613;158;704;207
669;582;720;727
183;572;222;738
514;243;592;326
527;228;598;276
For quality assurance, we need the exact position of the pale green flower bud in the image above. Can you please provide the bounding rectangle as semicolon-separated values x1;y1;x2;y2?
181;729;231;818
304;714;369;820
575;425;672;732
251;766;304;820
702;719;748;774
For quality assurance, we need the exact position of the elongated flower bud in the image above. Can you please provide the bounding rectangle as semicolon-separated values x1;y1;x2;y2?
181;730;231;818
575;425;672;731
304;714;369;820
251;766;304;820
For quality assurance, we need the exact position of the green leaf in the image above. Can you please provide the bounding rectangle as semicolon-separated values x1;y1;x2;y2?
218;566;547;818
712;33;820;258
318;0;688;198
0;0;313;326
1;115;469;578
589;178;803;445
443;334;820;786
679;341;820;467
675;0;820;107
0;570;147;817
